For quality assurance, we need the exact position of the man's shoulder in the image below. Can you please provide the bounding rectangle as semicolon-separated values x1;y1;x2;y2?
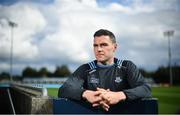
73;63;90;75
122;59;131;65
119;59;138;70
77;63;90;70
115;58;135;67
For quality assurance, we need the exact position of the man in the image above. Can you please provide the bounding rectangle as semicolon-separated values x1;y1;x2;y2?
58;29;151;111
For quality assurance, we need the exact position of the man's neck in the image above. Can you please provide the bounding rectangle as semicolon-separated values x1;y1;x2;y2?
98;58;114;65
97;62;114;68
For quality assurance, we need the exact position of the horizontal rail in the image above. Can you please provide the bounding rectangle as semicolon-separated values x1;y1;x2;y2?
10;83;47;97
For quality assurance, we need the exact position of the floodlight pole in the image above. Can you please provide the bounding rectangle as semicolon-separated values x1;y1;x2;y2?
8;21;18;82
163;30;174;86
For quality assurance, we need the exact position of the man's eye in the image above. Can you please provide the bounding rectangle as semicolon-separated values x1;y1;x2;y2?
101;43;108;47
93;44;98;47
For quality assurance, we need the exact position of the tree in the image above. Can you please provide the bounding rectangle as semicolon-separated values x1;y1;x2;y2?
54;65;71;77
38;67;49;77
139;68;154;78
0;72;10;80
22;66;38;77
152;66;169;84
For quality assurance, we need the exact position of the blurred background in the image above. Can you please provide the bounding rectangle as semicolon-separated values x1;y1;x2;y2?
0;0;180;114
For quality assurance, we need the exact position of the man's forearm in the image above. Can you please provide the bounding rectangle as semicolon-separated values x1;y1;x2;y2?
123;85;151;100
117;91;127;101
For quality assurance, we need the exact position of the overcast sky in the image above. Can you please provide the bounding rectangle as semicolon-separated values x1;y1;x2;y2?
0;0;180;75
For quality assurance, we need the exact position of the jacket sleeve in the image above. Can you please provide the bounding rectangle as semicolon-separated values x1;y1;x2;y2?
123;60;152;100
58;64;87;100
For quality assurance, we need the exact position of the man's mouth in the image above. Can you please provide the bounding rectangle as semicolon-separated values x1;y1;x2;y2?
97;54;104;57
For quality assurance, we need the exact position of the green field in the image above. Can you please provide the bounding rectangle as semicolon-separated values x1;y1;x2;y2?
152;86;180;114
48;88;59;97
48;86;180;114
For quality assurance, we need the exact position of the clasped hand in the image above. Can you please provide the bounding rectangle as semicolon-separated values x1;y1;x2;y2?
82;88;126;111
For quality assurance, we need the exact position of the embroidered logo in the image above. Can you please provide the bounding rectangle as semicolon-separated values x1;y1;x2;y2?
90;77;99;84
115;77;122;83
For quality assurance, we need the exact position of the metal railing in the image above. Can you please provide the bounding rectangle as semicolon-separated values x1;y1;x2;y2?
10;83;47;97
7;88;16;115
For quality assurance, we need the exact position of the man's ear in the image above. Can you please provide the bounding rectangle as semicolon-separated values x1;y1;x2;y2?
113;43;117;52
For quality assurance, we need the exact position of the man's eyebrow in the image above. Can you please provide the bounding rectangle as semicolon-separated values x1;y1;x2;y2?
93;43;108;46
100;43;108;45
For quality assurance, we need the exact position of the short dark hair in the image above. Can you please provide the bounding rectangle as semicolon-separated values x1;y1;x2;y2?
93;29;116;43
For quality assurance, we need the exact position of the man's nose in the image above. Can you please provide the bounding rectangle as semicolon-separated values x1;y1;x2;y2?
97;46;103;51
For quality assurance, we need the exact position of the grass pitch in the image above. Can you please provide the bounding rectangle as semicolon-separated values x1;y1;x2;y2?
152;86;180;114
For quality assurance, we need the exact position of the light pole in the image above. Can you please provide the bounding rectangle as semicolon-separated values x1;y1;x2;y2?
8;21;18;82
163;30;174;86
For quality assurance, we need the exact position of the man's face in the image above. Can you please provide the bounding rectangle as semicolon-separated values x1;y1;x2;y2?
93;35;117;64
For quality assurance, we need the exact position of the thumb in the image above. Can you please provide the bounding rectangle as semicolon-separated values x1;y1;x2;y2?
94;91;102;96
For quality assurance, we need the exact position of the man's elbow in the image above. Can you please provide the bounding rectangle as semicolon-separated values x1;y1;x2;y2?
144;84;152;98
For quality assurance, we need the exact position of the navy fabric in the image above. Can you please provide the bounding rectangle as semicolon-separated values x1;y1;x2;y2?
53;98;158;114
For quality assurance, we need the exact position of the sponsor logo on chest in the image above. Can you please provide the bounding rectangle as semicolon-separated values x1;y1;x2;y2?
90;77;99;84
115;77;122;83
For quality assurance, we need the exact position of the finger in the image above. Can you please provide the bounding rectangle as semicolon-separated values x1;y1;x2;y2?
92;103;100;107
107;89;110;91
101;94;106;100
97;87;106;92
102;105;109;111
93;96;102;103
100;101;110;109
97;87;100;90
107;97;111;102
101;97;111;106
101;94;109;100
102;104;110;111
94;91;102;96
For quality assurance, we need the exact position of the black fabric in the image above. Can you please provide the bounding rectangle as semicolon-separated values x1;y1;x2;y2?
58;58;151;101
53;98;158;114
